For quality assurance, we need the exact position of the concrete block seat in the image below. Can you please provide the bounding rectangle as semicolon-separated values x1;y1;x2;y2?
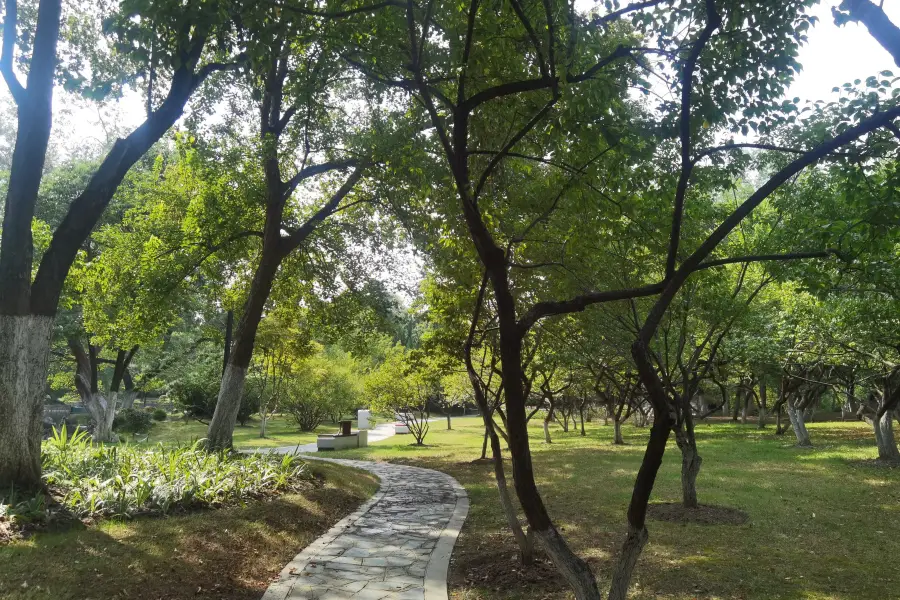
394;422;410;434
317;420;368;451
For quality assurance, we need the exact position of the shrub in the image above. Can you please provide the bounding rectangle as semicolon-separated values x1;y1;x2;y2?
169;379;217;419
151;409;167;421
39;425;311;519
113;408;153;435
282;352;361;431
169;363;257;423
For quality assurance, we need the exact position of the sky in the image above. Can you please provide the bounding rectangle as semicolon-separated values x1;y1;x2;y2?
790;1;900;102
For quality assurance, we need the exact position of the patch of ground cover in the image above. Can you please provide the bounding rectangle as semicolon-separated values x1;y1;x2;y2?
337;416;900;599
141;415;359;448
0;461;378;600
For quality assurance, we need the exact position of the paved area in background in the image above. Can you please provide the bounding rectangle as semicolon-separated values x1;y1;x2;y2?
263;423;398;455
261;459;468;600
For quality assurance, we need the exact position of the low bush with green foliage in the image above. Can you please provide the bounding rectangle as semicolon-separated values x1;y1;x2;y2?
20;426;312;520
113;408;153;435
151;408;167;421
168;361;256;425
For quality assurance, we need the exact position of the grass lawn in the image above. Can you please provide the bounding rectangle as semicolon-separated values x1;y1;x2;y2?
0;461;378;600
337;416;900;600
140;415;359;449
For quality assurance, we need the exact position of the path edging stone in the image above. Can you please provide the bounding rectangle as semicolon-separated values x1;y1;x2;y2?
261;456;468;600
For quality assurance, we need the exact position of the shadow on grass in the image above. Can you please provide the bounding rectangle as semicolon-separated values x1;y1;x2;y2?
344;419;900;599
0;463;378;600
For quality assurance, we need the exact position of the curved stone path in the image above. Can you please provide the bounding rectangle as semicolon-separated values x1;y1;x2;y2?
262;458;469;600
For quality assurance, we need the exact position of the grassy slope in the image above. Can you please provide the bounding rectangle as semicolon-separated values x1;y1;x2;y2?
141;416;358;448
0;462;378;600
337;416;900;600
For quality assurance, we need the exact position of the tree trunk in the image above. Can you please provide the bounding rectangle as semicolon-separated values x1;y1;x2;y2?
775;404;786;435
786;398;812;447
222;309;234;376
740;392;748;425
206;363;249;449
206;243;281;450
494;305;598;598
673;425;701;509
874;409;900;462
0;316;54;491
486;418;533;565
613;418;624;445
119;390;137;410
757;378;767;429
608;525;649;600
579;406;585;436
608;396;671;600
481;427;488;460
446;411;452;430
84;392;118;443
844;0;900;68
543;411;553;443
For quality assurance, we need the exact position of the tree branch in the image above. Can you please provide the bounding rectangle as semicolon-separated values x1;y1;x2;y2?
0;0;25;104
473;95;558;200
282;158;359;199
273;0;407;19
665;0;721;279
694;250;841;271
589;0;670;27
839;0;900;68
638;101;900;346
279;166;367;255
518;283;666;332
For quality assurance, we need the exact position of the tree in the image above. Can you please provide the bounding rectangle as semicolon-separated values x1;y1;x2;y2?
366;346;435;445
0;0;244;490
283;346;362;432
346;0;900;595
203;5;380;449
439;369;471;430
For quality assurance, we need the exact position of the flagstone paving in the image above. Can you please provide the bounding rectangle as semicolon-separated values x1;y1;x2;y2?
261;458;469;600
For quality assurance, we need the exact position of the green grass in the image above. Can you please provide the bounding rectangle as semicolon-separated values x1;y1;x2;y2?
0;461;378;600
141;415;358;448
337;416;900;600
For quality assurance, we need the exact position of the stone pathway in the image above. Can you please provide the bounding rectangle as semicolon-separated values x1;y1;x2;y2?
262;459;469;600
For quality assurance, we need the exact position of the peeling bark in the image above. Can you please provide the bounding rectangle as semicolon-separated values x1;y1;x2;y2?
786;398;812;447
534;527;600;600
84;392;118;443
874;409;900;462
0;316;53;491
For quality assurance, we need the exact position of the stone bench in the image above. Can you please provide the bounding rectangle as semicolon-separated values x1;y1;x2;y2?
317;429;368;451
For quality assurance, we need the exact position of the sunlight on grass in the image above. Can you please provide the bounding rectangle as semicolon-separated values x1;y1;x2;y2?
337;416;899;600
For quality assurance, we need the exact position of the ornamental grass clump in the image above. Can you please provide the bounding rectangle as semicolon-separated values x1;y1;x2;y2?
38;425;311;519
